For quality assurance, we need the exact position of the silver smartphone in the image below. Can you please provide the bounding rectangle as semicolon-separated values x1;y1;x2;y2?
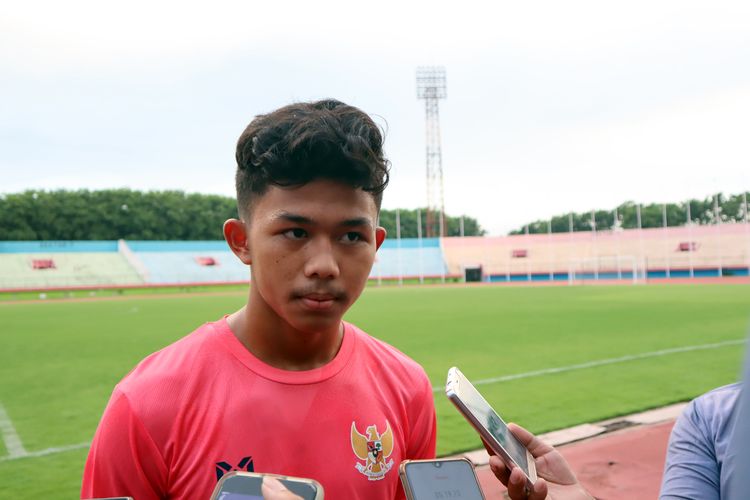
399;458;486;500
445;367;537;486
209;471;324;500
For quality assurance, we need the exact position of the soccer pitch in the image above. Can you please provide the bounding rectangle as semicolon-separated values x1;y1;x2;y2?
1;283;748;498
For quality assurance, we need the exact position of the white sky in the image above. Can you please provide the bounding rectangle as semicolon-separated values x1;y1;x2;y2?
2;0;749;234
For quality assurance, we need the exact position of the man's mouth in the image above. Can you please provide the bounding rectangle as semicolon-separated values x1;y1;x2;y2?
297;292;342;311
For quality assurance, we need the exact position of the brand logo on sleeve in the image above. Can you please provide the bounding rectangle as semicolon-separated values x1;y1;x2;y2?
350;421;394;480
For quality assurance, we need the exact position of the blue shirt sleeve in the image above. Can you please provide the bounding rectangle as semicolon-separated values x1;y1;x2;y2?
659;383;740;500
660;399;720;500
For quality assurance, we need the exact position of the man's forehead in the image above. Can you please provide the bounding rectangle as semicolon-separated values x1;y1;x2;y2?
249;181;378;225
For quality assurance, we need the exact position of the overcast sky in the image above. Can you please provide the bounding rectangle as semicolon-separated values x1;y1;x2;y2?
2;1;749;235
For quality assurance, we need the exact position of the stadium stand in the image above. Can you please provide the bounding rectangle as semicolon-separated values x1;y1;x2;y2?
0;241;143;289
127;241;249;284
369;237;450;280
441;224;750;282
1;224;748;290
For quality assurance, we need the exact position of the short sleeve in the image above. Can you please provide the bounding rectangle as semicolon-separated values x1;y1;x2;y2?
659;400;720;500
81;388;168;500
405;370;437;460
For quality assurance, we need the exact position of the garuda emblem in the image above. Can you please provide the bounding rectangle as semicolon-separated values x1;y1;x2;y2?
350;420;394;480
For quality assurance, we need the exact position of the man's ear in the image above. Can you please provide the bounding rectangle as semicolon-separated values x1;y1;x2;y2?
224;219;252;265
375;227;387;251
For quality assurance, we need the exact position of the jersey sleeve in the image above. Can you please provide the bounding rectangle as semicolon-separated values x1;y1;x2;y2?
404;369;437;460
81;388;168;500
659;400;720;500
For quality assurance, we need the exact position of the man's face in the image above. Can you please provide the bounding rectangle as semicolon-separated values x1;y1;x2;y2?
243;179;385;334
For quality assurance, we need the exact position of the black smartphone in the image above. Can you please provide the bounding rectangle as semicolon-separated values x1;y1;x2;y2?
399;458;485;500
209;471;323;500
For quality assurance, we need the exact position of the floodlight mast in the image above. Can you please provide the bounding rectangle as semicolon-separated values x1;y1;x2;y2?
416;66;447;238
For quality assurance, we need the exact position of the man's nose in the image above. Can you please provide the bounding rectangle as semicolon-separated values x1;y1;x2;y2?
304;239;340;279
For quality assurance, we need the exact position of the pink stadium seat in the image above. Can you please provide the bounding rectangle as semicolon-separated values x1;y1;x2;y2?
31;259;55;270
677;241;699;252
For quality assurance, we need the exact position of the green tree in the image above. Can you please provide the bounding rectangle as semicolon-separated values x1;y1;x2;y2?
378;208;485;238
0;189;237;241
509;191;750;234
0;190;483;240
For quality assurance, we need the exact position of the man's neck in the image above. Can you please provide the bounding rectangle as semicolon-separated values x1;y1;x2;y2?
227;299;344;371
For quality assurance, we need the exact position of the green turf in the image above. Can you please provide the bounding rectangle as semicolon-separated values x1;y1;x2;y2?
0;283;249;301
0;276;456;302
1;283;748;498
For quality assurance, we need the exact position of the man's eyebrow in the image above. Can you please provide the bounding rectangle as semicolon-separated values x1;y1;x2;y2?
271;212;373;228
273;212;313;225
341;217;374;229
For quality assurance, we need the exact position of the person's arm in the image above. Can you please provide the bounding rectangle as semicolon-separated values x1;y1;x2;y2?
659;401;720;500
488;423;593;500
81;389;168;500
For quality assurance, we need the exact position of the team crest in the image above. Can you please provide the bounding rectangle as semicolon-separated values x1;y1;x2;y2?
351;420;394;480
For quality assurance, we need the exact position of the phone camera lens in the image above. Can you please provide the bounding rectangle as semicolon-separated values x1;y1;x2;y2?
434;462;442;468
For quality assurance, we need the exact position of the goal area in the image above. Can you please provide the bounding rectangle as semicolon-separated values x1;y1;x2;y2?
568;255;644;284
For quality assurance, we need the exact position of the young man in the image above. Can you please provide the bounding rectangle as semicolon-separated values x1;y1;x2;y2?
81;99;437;499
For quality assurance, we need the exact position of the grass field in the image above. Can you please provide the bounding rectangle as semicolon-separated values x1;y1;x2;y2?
1;283;749;498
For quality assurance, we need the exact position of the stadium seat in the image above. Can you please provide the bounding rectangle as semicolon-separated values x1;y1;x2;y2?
677;241;699;252
196;256;218;266
31;259;55;270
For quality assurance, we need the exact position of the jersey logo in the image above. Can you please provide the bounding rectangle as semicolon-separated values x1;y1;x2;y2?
351;420;394;480
215;456;254;481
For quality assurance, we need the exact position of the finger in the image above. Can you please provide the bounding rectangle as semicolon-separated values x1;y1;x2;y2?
529;477;548;500
481;438;496;457
506;467;530;500
261;477;303;500
507;423;553;458
488;455;511;485
507;469;549;500
262;476;287;493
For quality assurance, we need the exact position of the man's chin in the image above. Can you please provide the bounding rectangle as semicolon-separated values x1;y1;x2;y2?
287;315;344;336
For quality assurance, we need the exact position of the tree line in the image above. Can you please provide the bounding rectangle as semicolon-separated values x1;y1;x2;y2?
377;208;484;238
509;192;750;235
0;189;485;240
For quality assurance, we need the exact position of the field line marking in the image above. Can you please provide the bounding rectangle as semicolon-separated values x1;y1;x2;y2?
0;441;89;462
432;338;746;392
0;401;28;458
0;340;744;461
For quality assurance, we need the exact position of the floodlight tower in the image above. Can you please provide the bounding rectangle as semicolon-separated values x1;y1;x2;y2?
416;66;447;238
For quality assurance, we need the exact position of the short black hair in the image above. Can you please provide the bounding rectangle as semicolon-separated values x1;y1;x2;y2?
235;99;390;217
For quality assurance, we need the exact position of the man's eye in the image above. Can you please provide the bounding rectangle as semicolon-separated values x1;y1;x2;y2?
342;232;363;243
283;228;307;239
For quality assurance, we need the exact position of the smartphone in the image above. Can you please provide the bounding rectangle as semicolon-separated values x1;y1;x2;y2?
209;471;324;500
399;458;486;500
445;367;537;486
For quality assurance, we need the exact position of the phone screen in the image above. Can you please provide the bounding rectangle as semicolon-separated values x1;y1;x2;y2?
455;373;529;474
217;494;263;500
216;474;319;500
403;460;484;500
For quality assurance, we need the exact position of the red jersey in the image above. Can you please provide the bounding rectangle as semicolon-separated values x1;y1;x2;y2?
81;318;436;499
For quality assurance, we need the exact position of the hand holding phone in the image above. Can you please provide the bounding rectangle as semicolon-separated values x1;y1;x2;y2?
488;423;591;500
445;367;537;489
